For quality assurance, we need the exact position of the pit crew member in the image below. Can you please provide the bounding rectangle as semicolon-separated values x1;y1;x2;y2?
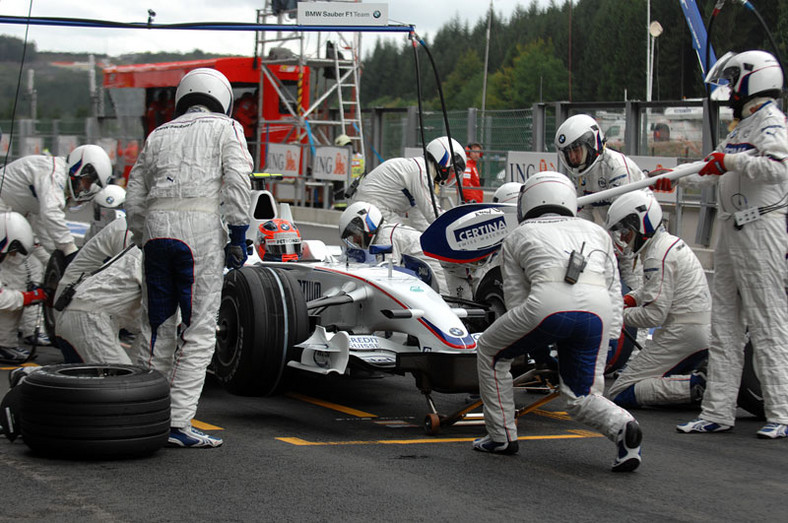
675;50;788;439
473;172;642;472
127;67;252;448
604;190;710;407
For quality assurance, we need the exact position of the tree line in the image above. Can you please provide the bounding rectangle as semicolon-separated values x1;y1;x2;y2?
361;0;788;109
0;1;786;119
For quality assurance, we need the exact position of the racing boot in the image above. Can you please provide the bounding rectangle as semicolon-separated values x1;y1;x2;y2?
756;423;788;439
676;418;732;434
612;420;642;472
0;346;30;364
472;435;519;455
167;425;223;448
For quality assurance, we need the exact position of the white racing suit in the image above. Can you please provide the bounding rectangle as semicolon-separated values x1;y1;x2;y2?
476;215;634;443
0;254;42;347
688;101;788;426
607;228;711;406
0;155;78;265
372;222;448;294
353;157;442;233
126;106;252;428
570;149;646;289
55;248;142;364
54;215;134;302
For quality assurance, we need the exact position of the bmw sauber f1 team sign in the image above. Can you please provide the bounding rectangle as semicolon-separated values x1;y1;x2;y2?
421;203;519;264
298;2;388;26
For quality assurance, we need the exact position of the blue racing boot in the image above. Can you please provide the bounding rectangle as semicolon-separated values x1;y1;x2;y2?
167;425;223;448
612;420;642;472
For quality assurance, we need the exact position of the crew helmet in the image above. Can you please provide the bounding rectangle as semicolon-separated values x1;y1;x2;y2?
0;212;34;262
92;184;126;223
255;219;302;262
93;184;126;210
705;50;784;117
604;190;663;256
554;114;606;177
425;136;467;183
335;134;352;146
492;182;524;203
339;201;384;250
65;145;113;202
517;171;577;223
175;68;234;116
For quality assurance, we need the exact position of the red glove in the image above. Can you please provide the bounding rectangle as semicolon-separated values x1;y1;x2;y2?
22;288;47;307
653;177;673;192
623;294;636;309
699;152;727;176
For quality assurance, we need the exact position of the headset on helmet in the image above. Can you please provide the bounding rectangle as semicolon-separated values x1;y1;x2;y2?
517;171;577;223
492;182;524;203
555;114;606;177
65;145;113;202
339;201;383;250
175;68;234;116
425;136;467;183
604;190;663;256
0;212;34;263
705;50;784;119
255;219;302;262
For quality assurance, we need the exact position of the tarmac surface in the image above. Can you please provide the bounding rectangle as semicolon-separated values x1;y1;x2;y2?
1;343;786;522
2;217;784;521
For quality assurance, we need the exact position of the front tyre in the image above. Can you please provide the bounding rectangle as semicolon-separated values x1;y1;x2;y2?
737;341;764;419
213;266;309;396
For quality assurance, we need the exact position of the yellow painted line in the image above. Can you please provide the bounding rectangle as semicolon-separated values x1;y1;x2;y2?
533;409;572;421
191;419;224;431
276;431;604;446
286;392;378;418
0;362;41;370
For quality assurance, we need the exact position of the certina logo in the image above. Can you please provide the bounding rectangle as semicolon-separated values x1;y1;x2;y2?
453;215;507;248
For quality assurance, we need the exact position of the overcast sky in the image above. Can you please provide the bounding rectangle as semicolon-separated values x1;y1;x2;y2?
0;0;546;57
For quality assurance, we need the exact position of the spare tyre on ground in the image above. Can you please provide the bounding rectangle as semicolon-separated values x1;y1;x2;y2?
9;364;170;459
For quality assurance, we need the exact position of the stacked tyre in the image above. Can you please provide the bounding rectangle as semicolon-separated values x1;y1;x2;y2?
16;364;170;459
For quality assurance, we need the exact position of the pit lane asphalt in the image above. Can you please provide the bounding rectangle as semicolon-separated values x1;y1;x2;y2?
1;345;785;522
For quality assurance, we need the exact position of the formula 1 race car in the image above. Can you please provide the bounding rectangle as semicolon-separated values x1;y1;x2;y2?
211;191;487;409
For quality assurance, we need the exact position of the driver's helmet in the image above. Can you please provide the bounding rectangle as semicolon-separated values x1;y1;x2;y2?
0;212;34;263
705;50;783;118
65;145;112;202
554;114;606;177
604;190;663;256
339;201;383;250
425;136;467;184
255;219;302;262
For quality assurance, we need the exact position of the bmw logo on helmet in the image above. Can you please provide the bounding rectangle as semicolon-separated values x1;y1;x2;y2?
106;196;115;205
558;134;566;144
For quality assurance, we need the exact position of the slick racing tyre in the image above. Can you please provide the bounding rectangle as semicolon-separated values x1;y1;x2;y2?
473;266;506;329
737;341;765;419
19;364;170;459
43;250;67;343
214;266;310;396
